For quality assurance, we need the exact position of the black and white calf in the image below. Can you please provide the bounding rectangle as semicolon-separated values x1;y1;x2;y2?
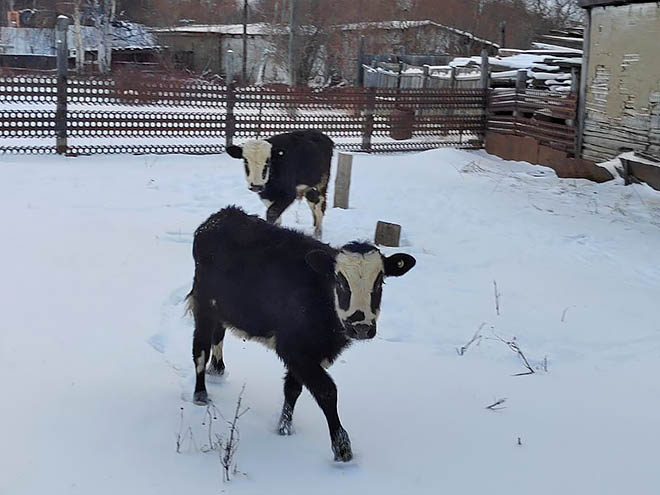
226;129;333;239
186;206;416;461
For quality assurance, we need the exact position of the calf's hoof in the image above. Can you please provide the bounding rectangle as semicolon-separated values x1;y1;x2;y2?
193;391;209;405
331;427;353;462
207;363;225;376
278;420;293;436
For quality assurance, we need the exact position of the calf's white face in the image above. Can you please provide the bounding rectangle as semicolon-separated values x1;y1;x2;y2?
241;140;273;191
305;243;417;340
334;250;384;338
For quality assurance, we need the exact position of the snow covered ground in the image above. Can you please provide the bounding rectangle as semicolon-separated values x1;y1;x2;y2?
1;148;660;494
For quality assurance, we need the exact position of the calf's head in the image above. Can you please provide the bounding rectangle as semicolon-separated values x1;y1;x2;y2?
226;140;285;193
306;242;416;340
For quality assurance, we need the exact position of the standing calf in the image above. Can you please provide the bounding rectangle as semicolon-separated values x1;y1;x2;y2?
186;206;416;461
226;129;333;239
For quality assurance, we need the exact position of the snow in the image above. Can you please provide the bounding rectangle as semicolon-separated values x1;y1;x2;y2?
531;42;583;54
493;54;549;69
152;23;283;36
2;148;660;494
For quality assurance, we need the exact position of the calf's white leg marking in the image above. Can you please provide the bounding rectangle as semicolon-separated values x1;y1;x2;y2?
196;350;207;374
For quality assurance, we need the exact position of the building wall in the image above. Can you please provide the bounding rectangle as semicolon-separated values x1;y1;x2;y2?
221;36;288;84
156;32;288;83
583;2;660;161
157;32;222;74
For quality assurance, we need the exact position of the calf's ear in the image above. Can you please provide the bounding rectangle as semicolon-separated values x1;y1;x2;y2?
383;253;416;277
305;250;335;275
226;145;243;159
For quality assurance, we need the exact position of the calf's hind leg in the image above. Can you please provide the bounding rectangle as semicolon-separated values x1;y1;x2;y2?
192;313;214;405
208;323;226;376
278;370;302;435
290;361;352;462
304;188;325;240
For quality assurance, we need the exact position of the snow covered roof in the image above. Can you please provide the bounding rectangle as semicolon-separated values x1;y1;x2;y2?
579;0;651;7
0;22;159;57
106;21;160;50
335;20;499;48
152;23;284;36
530;42;582;55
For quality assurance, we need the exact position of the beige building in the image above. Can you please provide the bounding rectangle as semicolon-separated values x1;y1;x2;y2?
152;24;289;84
578;0;660;161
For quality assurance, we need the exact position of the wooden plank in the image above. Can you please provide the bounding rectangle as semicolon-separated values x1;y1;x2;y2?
333;152;353;209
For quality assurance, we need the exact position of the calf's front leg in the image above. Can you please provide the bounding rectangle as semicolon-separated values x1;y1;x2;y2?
265;199;293;226
290;361;353;462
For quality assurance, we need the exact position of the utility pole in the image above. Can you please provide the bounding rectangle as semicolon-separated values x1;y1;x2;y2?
288;0;297;86
242;0;248;85
499;21;506;48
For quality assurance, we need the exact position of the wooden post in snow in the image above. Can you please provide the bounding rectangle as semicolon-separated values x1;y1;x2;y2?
375;221;401;247
55;15;69;155
333;152;352;209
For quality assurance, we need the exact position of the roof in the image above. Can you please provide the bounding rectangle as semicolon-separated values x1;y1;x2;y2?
0;22;159;57
153;20;499;48
579;0;655;7
335;20;499;48
152;23;283;36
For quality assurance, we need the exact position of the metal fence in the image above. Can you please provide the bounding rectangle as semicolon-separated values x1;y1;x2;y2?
363;64;482;90
0;73;487;155
1;73;577;156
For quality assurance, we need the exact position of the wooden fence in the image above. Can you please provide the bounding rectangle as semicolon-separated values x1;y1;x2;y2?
487;88;578;153
0;74;487;155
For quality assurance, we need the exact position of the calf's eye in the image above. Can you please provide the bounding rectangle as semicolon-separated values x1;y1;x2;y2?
335;273;351;310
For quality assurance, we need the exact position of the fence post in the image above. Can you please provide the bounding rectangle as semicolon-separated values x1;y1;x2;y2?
514;69;526;121
361;87;375;152
422;64;430;89
449;66;456;89
226;83;236;149
374;221;401;247
55;15;69;155
480;49;490;90
225;50;236;148
480;50;491;149
515;69;527;93
568;67;579;142
333;152;353;209
357;36;365;87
